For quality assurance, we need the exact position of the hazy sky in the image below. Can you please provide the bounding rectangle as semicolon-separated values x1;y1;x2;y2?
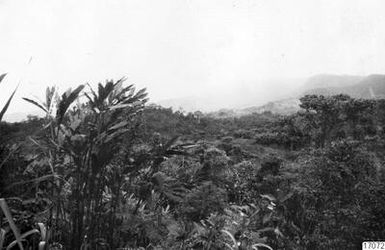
1;0;385;113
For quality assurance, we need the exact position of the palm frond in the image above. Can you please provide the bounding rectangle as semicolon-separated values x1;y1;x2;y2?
0;85;18;122
22;97;48;113
0;73;7;84
56;84;84;124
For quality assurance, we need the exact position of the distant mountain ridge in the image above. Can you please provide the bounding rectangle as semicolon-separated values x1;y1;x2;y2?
302;74;385;98
302;74;364;90
208;74;385;118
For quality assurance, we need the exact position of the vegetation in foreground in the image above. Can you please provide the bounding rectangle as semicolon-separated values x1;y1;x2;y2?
1;75;385;249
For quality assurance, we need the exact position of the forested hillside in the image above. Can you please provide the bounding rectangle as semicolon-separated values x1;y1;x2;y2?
208;74;385;117
1;76;385;249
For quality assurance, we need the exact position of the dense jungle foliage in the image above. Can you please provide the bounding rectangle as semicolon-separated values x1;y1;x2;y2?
1;76;385;249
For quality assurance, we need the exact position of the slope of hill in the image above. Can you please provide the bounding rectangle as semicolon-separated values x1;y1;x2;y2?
303;74;385;98
217;74;385;117
241;98;301;115
346;74;385;98
302;74;364;91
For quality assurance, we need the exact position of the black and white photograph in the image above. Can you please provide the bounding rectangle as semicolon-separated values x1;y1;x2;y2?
1;0;385;249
